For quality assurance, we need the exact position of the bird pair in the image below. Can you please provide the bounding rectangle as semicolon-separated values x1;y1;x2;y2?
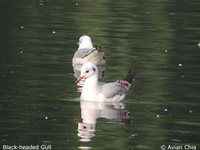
72;35;135;102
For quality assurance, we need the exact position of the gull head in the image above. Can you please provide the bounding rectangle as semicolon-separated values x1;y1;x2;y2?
77;35;93;49
76;62;98;84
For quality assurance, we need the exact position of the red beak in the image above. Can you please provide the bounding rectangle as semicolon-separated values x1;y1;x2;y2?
77;42;79;46
76;76;84;84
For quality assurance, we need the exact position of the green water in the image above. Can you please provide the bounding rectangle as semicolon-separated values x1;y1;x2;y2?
1;0;200;150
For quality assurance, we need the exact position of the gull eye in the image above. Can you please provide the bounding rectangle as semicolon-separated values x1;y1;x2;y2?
93;68;96;72
86;70;89;73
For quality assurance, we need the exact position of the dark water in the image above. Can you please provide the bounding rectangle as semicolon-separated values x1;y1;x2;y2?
1;0;200;150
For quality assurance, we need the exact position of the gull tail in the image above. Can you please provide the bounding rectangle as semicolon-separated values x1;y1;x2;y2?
95;46;104;52
123;70;135;84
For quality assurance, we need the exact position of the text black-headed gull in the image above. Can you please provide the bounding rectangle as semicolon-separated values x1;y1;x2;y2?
76;62;135;102
72;35;106;66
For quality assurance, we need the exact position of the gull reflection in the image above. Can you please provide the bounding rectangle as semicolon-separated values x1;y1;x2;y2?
76;101;131;142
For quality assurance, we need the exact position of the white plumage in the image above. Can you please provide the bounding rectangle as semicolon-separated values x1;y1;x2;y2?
76;62;135;102
72;35;106;66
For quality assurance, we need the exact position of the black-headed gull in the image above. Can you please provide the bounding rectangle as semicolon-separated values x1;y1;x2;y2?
72;35;106;65
76;62;135;102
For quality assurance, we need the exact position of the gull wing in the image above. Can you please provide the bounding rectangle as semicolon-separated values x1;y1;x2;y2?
74;46;104;59
74;48;95;58
100;80;130;99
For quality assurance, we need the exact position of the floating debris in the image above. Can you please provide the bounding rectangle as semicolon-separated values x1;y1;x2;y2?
171;138;181;142
21;26;24;29
198;43;200;47
129;134;137;138
75;3;78;6
165;50;168;53
169;13;176;15
79;146;92;149
156;115;160;118
179;64;182;67
45;116;48;120
52;31;56;34
189;110;193;113
164;108;168;112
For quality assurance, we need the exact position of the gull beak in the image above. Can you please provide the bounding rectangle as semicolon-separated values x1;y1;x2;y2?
76;76;85;84
77;42;79;46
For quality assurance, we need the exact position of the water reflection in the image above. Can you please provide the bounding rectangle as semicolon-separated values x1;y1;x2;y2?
76;101;131;142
